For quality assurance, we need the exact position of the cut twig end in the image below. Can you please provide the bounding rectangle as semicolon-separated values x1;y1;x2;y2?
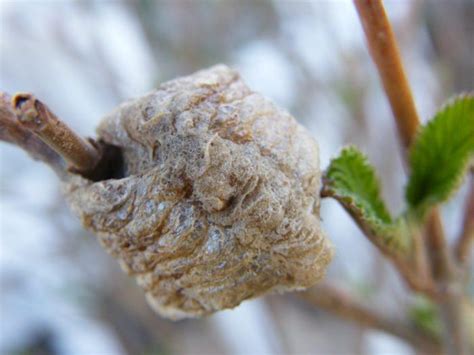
0;91;65;176
13;93;48;130
10;92;102;174
1;91;116;180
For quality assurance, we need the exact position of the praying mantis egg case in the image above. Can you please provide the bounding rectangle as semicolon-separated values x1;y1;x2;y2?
64;65;333;320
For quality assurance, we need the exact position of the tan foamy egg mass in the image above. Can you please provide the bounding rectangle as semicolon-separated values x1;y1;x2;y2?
64;65;333;319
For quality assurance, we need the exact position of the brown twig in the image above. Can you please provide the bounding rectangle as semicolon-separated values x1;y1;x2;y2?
321;183;438;298
351;0;453;289
320;184;405;256
353;1;468;353
352;0;450;283
352;0;437;284
298;284;441;354
353;0;419;153
12;93;101;173
425;209;453;281
455;173;474;267
0;92;65;176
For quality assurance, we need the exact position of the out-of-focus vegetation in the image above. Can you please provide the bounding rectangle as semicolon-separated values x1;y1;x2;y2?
0;1;472;354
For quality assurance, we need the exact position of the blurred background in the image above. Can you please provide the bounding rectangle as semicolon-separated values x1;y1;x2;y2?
0;0;472;354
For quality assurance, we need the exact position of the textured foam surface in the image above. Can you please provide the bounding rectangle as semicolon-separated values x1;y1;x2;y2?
65;65;333;319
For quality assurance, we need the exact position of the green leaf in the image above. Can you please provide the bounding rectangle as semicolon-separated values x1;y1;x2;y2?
323;147;409;253
406;94;474;214
324;147;391;223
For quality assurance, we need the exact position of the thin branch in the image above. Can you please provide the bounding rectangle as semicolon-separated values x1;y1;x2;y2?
297;283;441;354
352;0;438;282
353;0;419;153
12;93;101;173
425;209;453;281
353;1;467;353
320;184;404;257
438;292;470;355
410;221;433;286
455;173;474;267
0;92;65;177
352;0;450;284
421;211;467;355
321;185;438;298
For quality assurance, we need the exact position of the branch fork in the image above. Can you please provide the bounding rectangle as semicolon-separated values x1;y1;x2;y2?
313;1;471;354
